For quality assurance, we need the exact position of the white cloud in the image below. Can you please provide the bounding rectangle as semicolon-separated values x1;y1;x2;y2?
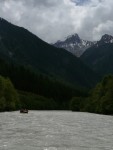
0;0;113;43
93;20;113;40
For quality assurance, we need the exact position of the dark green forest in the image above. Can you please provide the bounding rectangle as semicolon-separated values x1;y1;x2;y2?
70;75;113;115
1;55;113;115
0;75;20;111
1;66;113;115
0;58;88;111
0;18;98;88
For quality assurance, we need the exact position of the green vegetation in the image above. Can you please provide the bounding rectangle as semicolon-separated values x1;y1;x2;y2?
1;61;113;115
1;55;113;115
69;97;84;111
19;91;57;110
0;59;87;111
70;75;113;115
0;75;20;111
85;75;113;114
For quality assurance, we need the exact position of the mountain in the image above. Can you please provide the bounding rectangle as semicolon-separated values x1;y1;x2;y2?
0;18;98;87
52;33;95;57
80;34;113;76
94;34;113;47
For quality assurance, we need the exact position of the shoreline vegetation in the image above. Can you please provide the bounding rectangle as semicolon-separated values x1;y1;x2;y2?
0;74;113;115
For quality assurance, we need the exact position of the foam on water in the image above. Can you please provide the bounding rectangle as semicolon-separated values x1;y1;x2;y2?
0;111;113;150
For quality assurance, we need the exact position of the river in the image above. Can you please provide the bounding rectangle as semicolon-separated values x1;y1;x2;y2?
0;111;113;150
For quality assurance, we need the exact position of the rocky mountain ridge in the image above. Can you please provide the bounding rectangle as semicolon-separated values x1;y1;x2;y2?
53;34;95;57
53;33;113;57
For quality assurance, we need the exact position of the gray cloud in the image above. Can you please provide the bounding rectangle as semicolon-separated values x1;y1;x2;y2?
0;0;113;43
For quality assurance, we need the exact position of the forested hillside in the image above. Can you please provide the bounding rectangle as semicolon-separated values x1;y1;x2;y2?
70;75;113;115
0;18;98;88
0;58;88;111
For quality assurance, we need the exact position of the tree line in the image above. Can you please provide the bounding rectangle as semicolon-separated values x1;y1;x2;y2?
0;59;87;111
1;72;113;115
1;57;113;115
70;75;113;115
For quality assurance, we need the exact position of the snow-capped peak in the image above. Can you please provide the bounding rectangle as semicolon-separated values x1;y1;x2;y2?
52;33;113;57
53;33;95;57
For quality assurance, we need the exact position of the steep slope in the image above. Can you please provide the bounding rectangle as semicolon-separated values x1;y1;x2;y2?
80;34;113;76
53;33;95;57
0;18;98;87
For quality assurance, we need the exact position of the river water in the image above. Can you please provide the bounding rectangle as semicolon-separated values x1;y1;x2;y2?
0;111;113;150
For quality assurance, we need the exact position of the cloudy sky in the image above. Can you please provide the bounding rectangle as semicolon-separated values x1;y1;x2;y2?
0;0;113;43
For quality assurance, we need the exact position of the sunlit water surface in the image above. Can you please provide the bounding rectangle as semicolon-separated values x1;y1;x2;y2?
0;111;113;150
